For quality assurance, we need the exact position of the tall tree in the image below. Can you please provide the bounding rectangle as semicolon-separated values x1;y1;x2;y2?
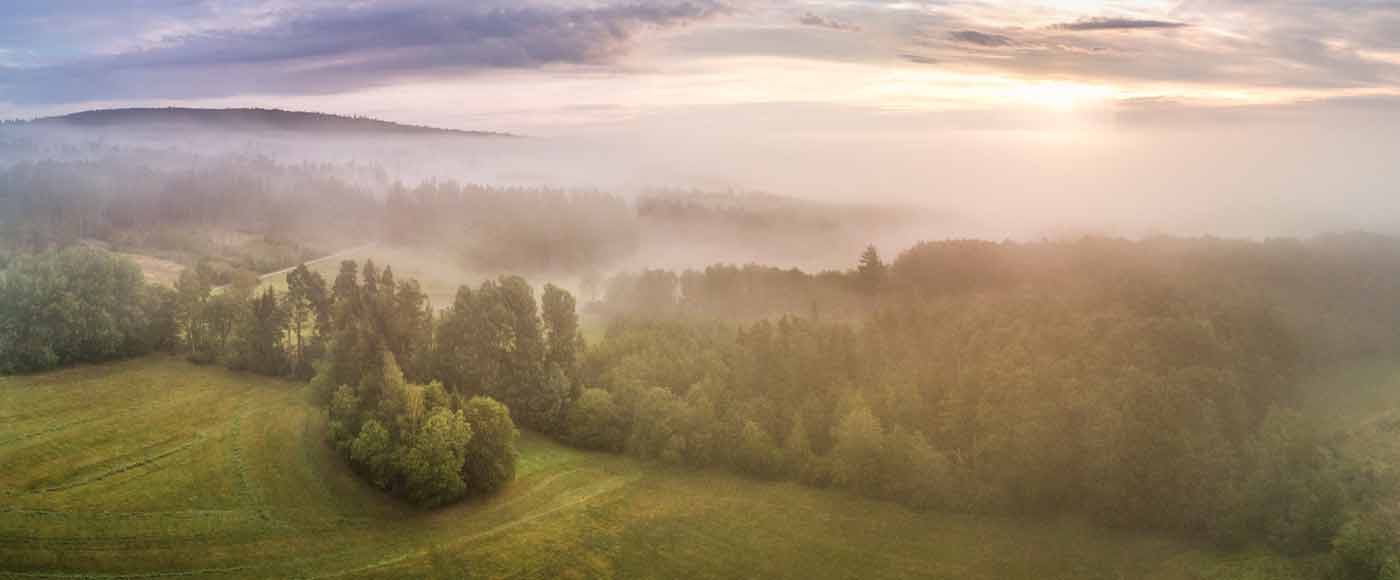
542;284;582;378
856;244;886;295
285;264;315;376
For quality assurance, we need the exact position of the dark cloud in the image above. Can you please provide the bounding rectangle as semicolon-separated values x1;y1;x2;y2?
900;53;939;65
948;30;1016;47
798;12;861;32
1051;17;1189;32
0;1;728;104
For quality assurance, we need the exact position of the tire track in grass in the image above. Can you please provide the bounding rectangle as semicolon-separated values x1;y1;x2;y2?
306;472;642;579
0;416;110;448
0;470;638;579
7;438;202;497
226;403;280;528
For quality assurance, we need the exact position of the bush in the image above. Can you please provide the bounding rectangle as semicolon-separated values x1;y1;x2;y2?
1332;514;1400;580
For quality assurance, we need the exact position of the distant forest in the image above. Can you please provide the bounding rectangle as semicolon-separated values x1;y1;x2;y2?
0;153;925;277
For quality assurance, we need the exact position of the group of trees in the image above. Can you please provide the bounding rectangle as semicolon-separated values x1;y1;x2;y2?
581;237;1400;576
0;247;174;373
177;258;535;507
568;304;1370;551
432;278;582;434
0;246;588;507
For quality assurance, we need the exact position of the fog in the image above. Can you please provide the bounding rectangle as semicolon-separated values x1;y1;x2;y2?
10;96;1399;255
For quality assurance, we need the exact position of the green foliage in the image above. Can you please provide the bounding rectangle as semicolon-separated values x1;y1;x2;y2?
401;408;473;507
230;287;290;375
460;396;520;495
1233;409;1356;554
435;275;579;434
565;387;626;452
320;350;481;506
0;247;172;373
832;398;886;496
350;419;396;488
1333;513;1400;580
735;418;783;478
542;283;581;375
310;263;543;506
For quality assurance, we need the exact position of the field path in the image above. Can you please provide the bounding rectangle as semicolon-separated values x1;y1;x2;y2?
211;243;374;293
255;244;375;283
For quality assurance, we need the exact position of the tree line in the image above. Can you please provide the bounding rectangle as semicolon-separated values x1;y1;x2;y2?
3;239;1396;576
587;237;1400;577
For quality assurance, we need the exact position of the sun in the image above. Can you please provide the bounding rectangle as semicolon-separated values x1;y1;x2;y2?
1017;81;1107;113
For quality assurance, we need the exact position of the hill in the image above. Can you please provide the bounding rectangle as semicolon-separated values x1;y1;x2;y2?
20;107;513;137
0;356;1316;579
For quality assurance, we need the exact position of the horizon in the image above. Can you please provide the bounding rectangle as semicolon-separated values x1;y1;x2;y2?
4;1;1400;238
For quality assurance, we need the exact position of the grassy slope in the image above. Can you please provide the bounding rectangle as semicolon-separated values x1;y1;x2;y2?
0;357;1308;579
115;252;186;287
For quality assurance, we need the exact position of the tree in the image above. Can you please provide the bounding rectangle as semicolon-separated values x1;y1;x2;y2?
331;260;360;329
401;408;473;507
460;396;519;494
519;364;570;434
350;419;396;489
285;264;318;378
735;418;781;478
856;244;886;295
832;396;885;496
566;388;625;452
231;287;288;376
782;414;814;481
542;284;581;378
175;267;212;355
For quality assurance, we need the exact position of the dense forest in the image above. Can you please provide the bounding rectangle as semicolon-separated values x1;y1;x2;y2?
3;235;1399;577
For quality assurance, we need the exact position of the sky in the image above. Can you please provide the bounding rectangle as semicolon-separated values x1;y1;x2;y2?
2;0;1400;237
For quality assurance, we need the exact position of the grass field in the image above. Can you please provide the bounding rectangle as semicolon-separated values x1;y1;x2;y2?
0;357;1317;579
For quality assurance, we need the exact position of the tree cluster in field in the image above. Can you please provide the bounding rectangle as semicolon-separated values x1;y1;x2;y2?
0;247;175;373
174;258;544;507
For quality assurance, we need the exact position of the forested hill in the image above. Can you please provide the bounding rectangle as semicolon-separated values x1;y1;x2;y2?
18;107;512;137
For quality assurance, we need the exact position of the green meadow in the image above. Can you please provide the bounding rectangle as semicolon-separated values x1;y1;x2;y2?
0;356;1321;579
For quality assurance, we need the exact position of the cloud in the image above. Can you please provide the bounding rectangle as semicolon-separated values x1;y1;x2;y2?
867;0;1400;95
798;12;861;32
899;53;939;65
0;1;728;104
1050;17;1188;32
948;30;1016;47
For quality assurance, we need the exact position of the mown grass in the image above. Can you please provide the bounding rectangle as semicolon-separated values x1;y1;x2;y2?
0;357;1314;579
